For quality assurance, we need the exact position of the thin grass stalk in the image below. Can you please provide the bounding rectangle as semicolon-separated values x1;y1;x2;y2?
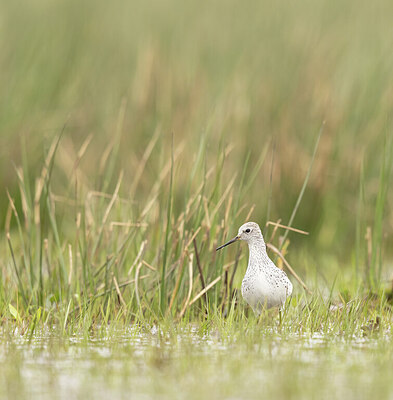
15;168;36;288
129;127;160;196
241;143;270;198
100;99;126;193
266;221;309;235
267;243;312;294
168;252;186;313
279;121;324;252
113;275;127;308
6;191;31;293
233;150;251;213
220;269;229;312
193;238;207;307
160;135;174;314
229;246;242;296
189;275;221;306
46;194;67;297
370;133;393;287
355;159;365;288
128;240;147;275
179;253;194;318
91;171;123;258
7;233;28;307
265;137;276;235
135;261;143;310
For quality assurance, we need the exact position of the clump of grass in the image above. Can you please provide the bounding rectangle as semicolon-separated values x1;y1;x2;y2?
2;123;391;335
2;0;393;262
355;132;393;291
1;129;310;326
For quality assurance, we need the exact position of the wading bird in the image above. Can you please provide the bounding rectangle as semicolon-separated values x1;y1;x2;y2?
216;221;292;315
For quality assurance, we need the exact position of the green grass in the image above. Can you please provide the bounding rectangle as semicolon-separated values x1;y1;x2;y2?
1;0;393;258
1;128;391;327
1;0;393;398
1;301;392;400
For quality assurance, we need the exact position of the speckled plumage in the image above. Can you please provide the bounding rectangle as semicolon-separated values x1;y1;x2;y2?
217;221;292;315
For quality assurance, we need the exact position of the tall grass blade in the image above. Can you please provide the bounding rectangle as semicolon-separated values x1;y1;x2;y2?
160;134;174;314
279;122;324;251
370;132;393;287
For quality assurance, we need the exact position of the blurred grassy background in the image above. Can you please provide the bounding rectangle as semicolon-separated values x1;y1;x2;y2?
1;0;392;269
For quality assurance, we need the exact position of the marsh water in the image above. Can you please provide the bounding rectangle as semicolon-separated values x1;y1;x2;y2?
1;325;393;400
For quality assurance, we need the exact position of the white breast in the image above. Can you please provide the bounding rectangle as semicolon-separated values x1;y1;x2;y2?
241;258;292;315
242;274;289;312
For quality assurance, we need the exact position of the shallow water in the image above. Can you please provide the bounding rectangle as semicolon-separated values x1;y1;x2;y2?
1;326;393;400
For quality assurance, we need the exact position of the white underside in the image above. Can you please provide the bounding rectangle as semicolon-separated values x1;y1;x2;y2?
241;272;292;315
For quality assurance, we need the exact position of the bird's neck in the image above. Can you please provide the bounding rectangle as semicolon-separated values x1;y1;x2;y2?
246;239;270;273
248;237;266;252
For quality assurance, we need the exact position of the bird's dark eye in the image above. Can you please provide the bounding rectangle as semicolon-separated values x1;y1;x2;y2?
245;228;251;233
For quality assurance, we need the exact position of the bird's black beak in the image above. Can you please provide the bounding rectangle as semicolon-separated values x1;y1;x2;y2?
216;236;239;251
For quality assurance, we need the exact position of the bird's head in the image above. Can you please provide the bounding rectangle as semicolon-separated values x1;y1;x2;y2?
216;221;263;250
